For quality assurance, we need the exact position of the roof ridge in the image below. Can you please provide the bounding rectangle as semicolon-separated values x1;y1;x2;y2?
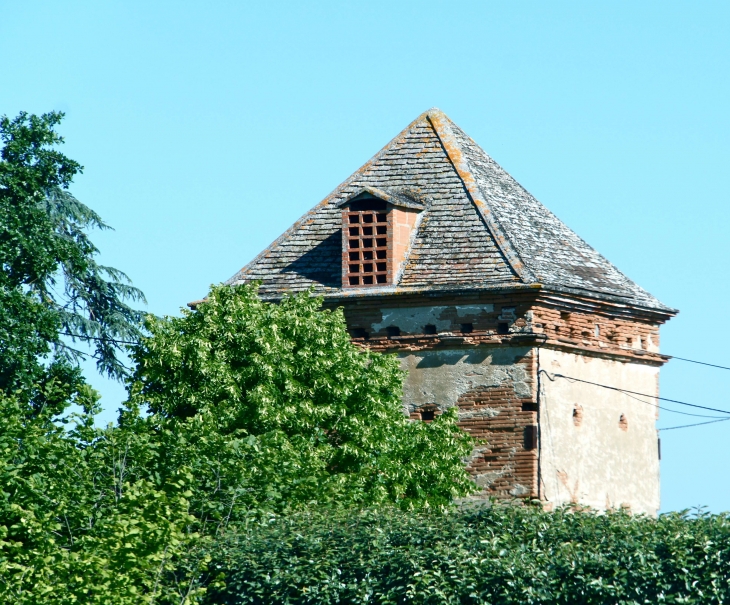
425;109;535;284
226;110;435;285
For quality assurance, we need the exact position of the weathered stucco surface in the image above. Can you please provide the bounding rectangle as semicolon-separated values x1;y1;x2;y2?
372;305;495;335
398;346;531;412
539;349;660;515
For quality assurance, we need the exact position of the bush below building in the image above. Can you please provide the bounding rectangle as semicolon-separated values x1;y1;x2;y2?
209;504;730;605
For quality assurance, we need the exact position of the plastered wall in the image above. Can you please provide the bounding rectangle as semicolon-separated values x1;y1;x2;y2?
538;348;661;515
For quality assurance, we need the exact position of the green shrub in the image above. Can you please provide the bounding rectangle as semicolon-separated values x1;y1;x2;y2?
210;505;730;604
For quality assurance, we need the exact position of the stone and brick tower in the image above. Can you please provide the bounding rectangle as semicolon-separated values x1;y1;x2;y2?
224;108;676;515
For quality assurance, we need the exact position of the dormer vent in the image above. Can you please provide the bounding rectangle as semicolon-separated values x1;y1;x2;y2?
338;186;424;288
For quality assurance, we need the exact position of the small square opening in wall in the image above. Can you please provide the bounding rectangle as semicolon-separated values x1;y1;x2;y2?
376;274;387;283
460;323;473;334
573;404;583;427
424;324;437;335
420;409;435;422
497;322;509;335
619;414;628;431
387;326;401;338
350;328;369;339
348;276;359;285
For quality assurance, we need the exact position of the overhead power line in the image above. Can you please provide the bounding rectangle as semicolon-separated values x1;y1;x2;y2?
659;353;730;372
617;388;726;419
659;418;730;431
59;331;139;346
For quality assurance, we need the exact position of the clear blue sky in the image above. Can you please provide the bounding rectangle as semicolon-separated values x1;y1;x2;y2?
3;1;729;513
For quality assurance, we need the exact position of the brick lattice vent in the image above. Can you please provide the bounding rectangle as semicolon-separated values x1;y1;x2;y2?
346;210;388;286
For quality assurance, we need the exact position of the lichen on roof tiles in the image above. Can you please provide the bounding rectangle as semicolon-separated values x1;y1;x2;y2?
225;108;673;313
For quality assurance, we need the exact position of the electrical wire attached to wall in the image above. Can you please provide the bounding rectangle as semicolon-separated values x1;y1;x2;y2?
539;370;730;431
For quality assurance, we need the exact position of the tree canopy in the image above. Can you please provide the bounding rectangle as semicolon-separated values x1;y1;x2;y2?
127;283;476;511
0;111;145;411
0;282;477;603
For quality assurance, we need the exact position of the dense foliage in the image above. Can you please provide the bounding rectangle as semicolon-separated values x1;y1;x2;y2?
0;111;199;604
210;505;730;604
0;391;205;604
127;283;476;512
0;275;475;603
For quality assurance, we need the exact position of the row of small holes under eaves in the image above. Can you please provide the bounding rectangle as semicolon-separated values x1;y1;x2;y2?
350;322;511;340
555;316;651;350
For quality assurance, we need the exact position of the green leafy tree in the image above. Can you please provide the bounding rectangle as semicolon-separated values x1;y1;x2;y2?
0;389;206;604
127;283;475;513
0;111;205;604
0;111;145;408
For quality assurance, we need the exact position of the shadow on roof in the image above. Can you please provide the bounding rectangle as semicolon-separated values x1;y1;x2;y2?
281;230;342;289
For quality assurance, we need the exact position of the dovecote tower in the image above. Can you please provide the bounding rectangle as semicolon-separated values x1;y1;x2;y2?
224;109;677;515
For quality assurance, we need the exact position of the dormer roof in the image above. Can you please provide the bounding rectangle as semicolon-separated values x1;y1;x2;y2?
337;186;426;211
225;108;675;315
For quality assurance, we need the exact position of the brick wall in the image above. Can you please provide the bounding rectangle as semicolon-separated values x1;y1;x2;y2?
408;369;539;501
391;207;420;279
532;307;661;353
330;290;665;363
457;376;538;499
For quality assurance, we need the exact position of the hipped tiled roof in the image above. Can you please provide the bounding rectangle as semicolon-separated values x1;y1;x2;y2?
226;109;674;314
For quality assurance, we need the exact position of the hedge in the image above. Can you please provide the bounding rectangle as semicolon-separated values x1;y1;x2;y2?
208;504;730;604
